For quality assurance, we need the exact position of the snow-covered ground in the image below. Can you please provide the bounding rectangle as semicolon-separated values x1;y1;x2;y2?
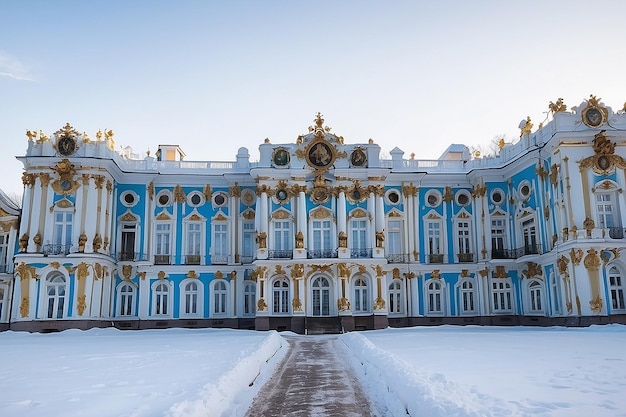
0;328;287;417
340;325;626;417
1;325;625;417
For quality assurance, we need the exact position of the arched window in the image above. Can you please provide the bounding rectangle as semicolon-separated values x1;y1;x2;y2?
353;277;369;313
152;281;171;316
183;281;199;316
609;266;626;311
213;280;227;315
388;279;402;314
492;280;513;313
427;280;444;314
46;274;66;319
0;284;6;321
459;279;476;314
243;281;256;316
117;283;136;316
272;279;290;314
312;276;331;316
528;280;543;313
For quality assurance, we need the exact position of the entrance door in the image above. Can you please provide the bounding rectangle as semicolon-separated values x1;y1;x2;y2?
312;276;330;316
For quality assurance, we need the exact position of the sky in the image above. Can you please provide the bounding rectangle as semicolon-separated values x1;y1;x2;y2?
1;325;625;417
1;0;626;197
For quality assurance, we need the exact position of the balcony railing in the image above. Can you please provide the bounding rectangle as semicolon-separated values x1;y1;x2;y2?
457;253;474;263
429;254;444;264
269;250;293;259
491;249;517;259
240;255;255;264
43;244;71;256
491;244;541;259
386;253;411;263
350;248;372;259
154;255;171;265
307;249;338;259
211;255;229;264
185;254;201;265
118;252;148;262
608;227;625;239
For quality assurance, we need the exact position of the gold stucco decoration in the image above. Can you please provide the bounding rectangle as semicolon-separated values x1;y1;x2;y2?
257;298;268;311
337;297;351;311
523;262;542;278
579;131;626;175
570;248;584;265
121;264;133;281
494;266;508;278
583;248;601;271
430;270;441;279
589;294;603;314
548;98;567;114
173;185;186;204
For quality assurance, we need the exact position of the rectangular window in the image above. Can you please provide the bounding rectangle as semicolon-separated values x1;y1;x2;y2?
214;223;228;256
121;224;136;260
387;220;402;255
427;222;441;254
521;218;537;255
54;212;73;247
597;193;616;228
313;220;332;250
491;218;506;257
274;221;292;251
351;220;367;249
155;223;170;255
457;221;471;253
186;223;201;255
242;221;255;260
0;234;7;272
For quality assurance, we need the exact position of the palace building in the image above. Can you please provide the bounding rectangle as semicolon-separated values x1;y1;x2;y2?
1;96;626;333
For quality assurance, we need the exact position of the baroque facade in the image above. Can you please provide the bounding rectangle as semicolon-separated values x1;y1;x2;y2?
2;96;626;333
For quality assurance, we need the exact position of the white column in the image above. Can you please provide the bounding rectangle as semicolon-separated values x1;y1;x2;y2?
337;190;347;235
18;180;33;247
368;191;376;249
230;190;238;263
404;189;414;261
412;192;420;262
84;177;98;253
260;192;268;235
104;181;114;255
27;176;43;252
375;192;385;233
298;191;307;243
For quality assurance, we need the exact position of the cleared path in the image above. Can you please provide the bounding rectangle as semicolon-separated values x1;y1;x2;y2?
245;335;381;417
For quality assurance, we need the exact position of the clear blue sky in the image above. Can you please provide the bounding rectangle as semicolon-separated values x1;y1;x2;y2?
1;0;625;197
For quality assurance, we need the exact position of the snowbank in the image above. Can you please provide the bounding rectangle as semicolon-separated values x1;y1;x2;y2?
168;330;286;417
340;331;510;417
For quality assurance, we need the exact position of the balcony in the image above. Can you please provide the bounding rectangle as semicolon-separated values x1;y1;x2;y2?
608;227;625;239
350;248;372;259
185;255;201;265
428;254;444;264
240;255;255;264
491;249;517;260
386;253;411;263
307;249;338;259
118;252;148;262
43;244;71;256
457;253;474;263
269;250;293;259
491;244;540;260
211;255;229;265
154;255;171;265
